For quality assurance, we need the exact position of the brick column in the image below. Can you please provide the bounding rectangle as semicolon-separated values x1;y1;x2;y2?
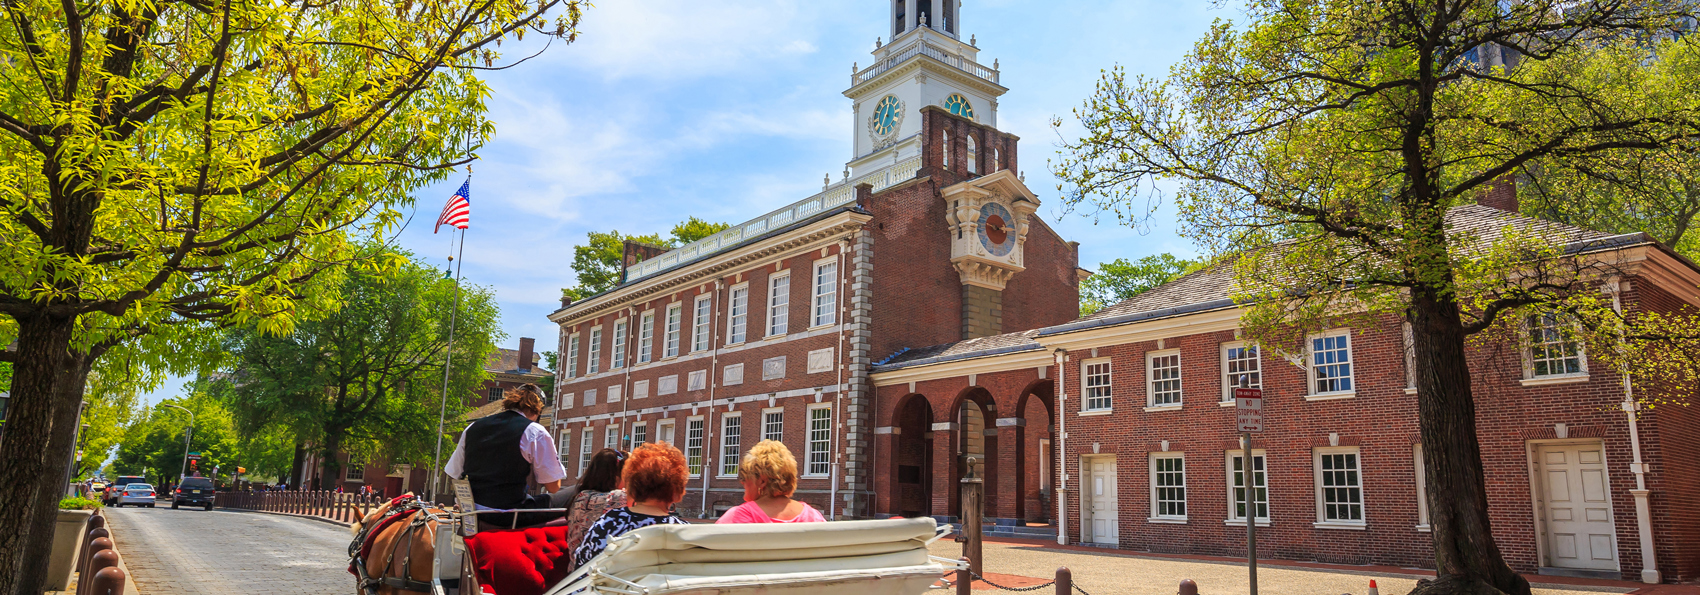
842;228;877;518
930;423;960;519
871;428;896;516
995;420;1025;521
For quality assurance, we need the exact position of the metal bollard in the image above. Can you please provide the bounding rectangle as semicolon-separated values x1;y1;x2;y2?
88;566;127;595
79;535;113;595
85;549;122;594
956;557;972;595
1055;567;1072;595
1178;578;1198;595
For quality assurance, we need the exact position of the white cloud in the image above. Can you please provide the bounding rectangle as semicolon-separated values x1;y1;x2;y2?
553;0;829;81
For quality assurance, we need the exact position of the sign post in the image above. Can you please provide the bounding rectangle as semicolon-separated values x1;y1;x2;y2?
1235;387;1264;595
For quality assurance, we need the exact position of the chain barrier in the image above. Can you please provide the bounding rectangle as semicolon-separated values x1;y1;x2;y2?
966;571;1092;595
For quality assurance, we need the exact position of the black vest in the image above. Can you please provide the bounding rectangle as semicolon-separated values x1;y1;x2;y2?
462;410;535;510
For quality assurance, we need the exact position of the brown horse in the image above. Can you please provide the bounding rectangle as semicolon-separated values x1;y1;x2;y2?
351;495;455;594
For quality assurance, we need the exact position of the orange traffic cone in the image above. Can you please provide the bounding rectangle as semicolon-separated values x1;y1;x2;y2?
1368;580;1380;595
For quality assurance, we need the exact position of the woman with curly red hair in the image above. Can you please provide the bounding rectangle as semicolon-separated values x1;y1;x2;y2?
571;442;691;566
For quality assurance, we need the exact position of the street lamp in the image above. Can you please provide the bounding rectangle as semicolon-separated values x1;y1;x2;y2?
161;403;195;486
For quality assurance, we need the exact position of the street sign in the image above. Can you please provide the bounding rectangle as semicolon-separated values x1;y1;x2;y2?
187;453;202;461
1235;388;1263;432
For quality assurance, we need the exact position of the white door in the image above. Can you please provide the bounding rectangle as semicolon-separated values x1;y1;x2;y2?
1083;456;1118;544
659;421;676;447
1536;443;1618;571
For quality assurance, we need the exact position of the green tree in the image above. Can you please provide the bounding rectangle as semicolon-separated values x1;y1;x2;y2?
72;363;145;478
1080;253;1202;315
0;0;585;589
1052;3;1700;594
561;217;731;301
1523;148;1700;259
219;245;501;491
110;387;239;488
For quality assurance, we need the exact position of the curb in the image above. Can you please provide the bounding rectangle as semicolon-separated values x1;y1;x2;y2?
100;510;146;595
217;507;357;530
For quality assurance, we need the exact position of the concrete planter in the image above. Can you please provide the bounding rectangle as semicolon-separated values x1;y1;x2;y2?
47;508;94;591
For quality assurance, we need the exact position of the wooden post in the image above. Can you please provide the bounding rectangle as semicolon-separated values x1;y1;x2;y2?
1055;567;1072;595
960;456;984;577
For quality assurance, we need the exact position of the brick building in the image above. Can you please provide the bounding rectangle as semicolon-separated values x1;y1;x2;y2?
547;1;1700;585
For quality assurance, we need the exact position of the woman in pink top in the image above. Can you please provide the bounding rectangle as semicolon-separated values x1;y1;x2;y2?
717;440;826;524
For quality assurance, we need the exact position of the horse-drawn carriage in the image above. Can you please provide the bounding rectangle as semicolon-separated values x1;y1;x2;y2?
349;483;958;595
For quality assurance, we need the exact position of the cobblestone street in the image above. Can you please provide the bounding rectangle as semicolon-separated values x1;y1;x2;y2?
107;504;354;595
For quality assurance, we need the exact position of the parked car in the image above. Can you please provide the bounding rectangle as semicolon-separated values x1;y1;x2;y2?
172;477;217;511
116;484;156;508
104;475;146;505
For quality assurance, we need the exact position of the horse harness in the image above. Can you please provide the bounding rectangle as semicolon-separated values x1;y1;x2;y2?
350;495;446;594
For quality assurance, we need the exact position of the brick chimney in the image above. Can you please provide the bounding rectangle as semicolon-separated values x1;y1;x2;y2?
517;337;535;373
620;240;668;280
1479;174;1518;212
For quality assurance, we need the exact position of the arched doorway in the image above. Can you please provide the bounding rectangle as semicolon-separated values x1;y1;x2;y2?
952;388;997;519
1014;380;1056;523
893;395;933;518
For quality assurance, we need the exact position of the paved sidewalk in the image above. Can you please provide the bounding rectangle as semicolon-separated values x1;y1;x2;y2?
928;539;1663;595
106;505;354;595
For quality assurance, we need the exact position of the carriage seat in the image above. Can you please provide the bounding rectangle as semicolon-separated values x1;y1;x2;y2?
462;520;573;595
542;517;949;595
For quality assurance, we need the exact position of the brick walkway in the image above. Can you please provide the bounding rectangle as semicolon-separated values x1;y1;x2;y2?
928;538;1673;595
107;504;354;594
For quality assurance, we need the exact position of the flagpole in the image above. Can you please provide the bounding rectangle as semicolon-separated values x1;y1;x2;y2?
429;225;467;502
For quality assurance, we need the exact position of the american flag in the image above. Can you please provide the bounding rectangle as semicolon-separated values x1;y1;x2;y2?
434;180;471;233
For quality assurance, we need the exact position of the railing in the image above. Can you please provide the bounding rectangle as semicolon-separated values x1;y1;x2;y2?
852;39;998;86
623;154;923;283
215;490;386;526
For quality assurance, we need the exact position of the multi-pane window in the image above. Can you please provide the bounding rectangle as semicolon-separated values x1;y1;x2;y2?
1148;351;1182;406
612;319;628;369
1317;449;1364;523
727;285;748;344
664;304;682;358
1222;343;1261;402
1229;452;1269;521
1310;331;1354;394
566;333;580;378
812;261;838;327
579;430;593;477
685;418;705;477
768;274;791;336
587;327;602;375
1083;361;1112;411
720;415;742;477
638;311;655;364
558;430;572;467
807;406;832;476
762;410;784;442
345;454;365;481
487;386;502;402
966;136;979;174
693;295;712;352
1527;313;1584;377
605;424;620;450
1152;455;1186;519
631;423;648;448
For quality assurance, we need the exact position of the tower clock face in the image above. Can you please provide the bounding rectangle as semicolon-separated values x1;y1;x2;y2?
976;202;1016;257
871;95;903;138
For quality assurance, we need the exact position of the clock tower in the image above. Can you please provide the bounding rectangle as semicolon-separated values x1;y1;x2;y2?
844;0;1007;177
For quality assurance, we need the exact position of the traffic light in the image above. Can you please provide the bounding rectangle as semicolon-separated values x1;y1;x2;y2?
237;467;246;474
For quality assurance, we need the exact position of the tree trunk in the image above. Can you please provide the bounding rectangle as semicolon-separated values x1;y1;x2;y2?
1409;293;1532;595
321;430;344;494
290;442;309;488
0;313;83;595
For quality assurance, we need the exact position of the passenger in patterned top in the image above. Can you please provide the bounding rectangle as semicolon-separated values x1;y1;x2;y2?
716;440;825;524
564;448;628;570
571;442;690;567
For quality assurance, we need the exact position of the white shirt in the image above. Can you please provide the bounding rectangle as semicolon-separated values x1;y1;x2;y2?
443;416;569;487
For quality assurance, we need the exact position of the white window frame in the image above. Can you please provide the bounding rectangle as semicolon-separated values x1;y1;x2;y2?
605;423;621;450
727;283;749;345
579;430;594;477
1306;329;1355;399
1226;450;1270;525
566;333;580;379
811;258;838;328
692;295;713;353
1314;446;1366;529
664;303;683;358
1146;349;1182;409
1220;342;1261;404
638;310;655;364
1523;313;1588;381
558;429;572;466
685;417;706;477
767;272;791;337
587;326;603;375
966;135;979;174
1414;443;1430;531
719;414;742;477
762;408;784;443
345;454;365;481
1149;453;1187;522
1081;358;1113;413
631;422;648;447
805;405;833;477
612;318;628;369
657;419;676;447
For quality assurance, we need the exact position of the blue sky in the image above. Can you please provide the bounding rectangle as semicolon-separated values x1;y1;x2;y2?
143;0;1227;405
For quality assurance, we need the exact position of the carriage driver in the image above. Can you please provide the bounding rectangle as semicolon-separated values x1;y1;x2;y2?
443;384;577;527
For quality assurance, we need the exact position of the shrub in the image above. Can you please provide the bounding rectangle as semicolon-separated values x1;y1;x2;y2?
59;497;102;510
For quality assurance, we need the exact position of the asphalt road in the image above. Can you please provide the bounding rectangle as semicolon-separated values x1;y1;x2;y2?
105;502;355;595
